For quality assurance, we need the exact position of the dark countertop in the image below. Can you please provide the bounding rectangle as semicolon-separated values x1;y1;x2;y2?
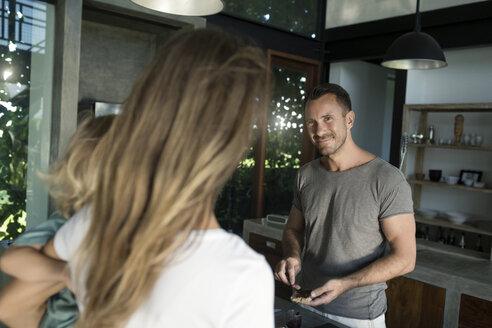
247;219;492;327
245;219;492;302
407;241;492;301
274;297;347;328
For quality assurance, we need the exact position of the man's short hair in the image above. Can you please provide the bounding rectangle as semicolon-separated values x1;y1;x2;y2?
304;83;352;114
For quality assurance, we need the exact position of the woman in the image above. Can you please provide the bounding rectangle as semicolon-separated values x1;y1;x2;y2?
0;114;115;328
51;28;274;327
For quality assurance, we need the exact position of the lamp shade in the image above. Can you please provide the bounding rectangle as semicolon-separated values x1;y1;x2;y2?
130;0;223;16
381;31;447;70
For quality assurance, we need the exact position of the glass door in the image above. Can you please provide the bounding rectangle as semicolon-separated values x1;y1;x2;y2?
215;50;320;233
252;50;320;219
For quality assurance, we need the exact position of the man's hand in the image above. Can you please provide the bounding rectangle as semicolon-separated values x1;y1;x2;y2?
303;278;353;306
274;256;301;289
277;206;305;289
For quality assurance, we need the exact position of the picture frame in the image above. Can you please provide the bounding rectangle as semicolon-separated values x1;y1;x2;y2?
459;170;482;184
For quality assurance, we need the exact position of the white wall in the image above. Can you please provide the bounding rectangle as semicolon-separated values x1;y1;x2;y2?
325;0;486;29
404;46;492;220
406;47;492;104
330;61;394;161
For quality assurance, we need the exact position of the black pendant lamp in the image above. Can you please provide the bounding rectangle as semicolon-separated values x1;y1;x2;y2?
381;0;447;70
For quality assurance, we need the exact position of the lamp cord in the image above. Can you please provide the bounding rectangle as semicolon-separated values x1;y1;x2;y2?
414;0;421;32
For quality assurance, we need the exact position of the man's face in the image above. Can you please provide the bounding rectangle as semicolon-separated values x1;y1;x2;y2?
304;94;352;157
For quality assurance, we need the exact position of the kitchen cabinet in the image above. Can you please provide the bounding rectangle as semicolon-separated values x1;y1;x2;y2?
459;294;492;328
401;103;492;259
243;218;492;328
386;276;445;328
248;232;292;300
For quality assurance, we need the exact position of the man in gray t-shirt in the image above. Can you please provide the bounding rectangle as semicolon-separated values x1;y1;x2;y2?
274;83;416;327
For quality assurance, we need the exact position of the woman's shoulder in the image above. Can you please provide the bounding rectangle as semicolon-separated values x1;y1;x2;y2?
193;229;272;278
203;230;268;261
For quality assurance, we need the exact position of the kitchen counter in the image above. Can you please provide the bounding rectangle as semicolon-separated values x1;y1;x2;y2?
243;218;284;243
404;241;492;327
245;218;492;328
274;296;347;328
408;241;492;298
244;219;492;296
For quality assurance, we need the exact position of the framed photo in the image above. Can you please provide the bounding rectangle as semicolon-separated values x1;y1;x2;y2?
459;170;482;184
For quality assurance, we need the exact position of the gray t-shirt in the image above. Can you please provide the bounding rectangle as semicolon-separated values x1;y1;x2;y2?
293;157;413;320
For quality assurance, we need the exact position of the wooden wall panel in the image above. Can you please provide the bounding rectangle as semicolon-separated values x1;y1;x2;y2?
459;294;492;328
386;276;445;328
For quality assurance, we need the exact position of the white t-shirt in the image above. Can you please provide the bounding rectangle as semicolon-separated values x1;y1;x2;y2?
54;207;274;327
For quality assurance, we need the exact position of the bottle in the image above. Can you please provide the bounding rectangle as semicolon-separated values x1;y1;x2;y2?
459;232;466;249
448;229;456;245
474;235;483;252
426;125;435;144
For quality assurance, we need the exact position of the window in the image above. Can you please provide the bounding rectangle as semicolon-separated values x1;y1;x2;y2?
222;0;320;39
216;50;320;233
254;50;320;218
215;146;256;233
263;65;307;215
0;0;55;240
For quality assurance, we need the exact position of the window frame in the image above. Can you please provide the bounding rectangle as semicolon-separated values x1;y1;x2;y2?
251;49;320;219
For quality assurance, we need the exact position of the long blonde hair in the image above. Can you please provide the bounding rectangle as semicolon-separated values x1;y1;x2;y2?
76;28;267;327
42;114;115;217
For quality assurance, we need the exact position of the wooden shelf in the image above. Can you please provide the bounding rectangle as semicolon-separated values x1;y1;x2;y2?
408;143;492;152
404;103;492;113
403;103;492;260
408;179;492;194
415;215;492;237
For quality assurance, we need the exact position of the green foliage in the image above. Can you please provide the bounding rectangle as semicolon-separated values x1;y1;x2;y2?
0;99;28;240
263;66;305;215
216;65;308;232
215;152;255;232
0;42;30;240
223;0;319;38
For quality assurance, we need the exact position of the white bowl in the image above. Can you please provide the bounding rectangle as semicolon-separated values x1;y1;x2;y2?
416;208;439;218
443;211;469;224
443;176;459;185
473;181;485;188
447;217;467;224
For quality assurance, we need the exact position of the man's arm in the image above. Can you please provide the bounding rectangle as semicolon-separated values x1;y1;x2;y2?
274;205;306;288
307;213;416;306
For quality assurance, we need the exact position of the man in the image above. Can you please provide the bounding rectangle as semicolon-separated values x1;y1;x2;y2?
274;83;416;328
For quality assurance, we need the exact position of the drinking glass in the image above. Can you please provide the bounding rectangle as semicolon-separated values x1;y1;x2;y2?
286;309;302;328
